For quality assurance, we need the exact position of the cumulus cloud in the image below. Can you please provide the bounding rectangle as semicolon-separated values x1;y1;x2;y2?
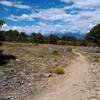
6;14;33;21
6;8;72;21
3;0;100;34
2;22;69;34
31;8;72;21
0;0;31;10
61;0;100;9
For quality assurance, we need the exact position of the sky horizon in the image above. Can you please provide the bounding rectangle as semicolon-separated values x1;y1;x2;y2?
0;0;100;36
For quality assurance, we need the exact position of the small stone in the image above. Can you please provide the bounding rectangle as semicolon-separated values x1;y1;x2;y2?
9;68;16;74
28;83;32;86
18;80;24;85
0;71;5;76
48;74;52;78
0;96;12;100
18;72;25;77
16;59;20;62
1;81;8;86
45;74;52;78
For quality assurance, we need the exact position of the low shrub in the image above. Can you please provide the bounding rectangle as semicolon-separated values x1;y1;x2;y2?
57;40;65;45
54;66;65;74
93;55;100;62
51;50;59;55
67;47;73;53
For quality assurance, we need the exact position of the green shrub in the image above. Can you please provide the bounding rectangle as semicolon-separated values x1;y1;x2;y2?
67;47;73;53
54;66;65;74
93;55;100;62
52;50;59;55
33;43;39;46
57;40;65;45
94;58;99;62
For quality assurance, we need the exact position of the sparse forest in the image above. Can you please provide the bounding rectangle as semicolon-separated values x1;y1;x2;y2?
0;19;100;46
86;24;100;46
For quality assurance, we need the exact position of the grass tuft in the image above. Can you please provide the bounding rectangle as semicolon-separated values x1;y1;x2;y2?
54;66;65;74
67;47;73;53
51;50;59;55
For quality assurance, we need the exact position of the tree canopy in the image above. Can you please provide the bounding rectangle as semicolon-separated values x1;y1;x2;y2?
0;20;5;27
0;19;99;47
0;20;5;41
86;24;100;46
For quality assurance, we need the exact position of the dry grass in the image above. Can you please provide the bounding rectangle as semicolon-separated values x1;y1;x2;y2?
67;47;73;53
90;54;100;62
51;50;59;55
2;43;73;73
1;42;99;99
0;42;76;98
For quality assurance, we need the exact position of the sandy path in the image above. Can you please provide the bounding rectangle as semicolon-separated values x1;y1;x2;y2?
37;53;100;100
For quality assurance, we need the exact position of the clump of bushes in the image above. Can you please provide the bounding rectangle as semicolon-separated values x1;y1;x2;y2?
67;47;73;53
57;40;65;45
54;66;65;74
93;55;100;62
94;58;100;62
33;43;39;46
95;47;100;53
51;50;59;55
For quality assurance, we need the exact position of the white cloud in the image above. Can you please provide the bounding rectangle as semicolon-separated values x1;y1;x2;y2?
14;4;31;9
0;0;31;10
7;14;33;21
0;1;12;6
2;24;7;27
61;0;100;9
31;8;72;21
2;22;68;34
6;8;72;21
3;0;100;35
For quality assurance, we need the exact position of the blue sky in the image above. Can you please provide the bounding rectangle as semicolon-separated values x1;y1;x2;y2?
0;0;100;35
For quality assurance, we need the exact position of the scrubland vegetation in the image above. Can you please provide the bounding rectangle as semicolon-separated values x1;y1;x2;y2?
0;42;75;99
0;19;100;46
0;20;100;99
54;66;65;74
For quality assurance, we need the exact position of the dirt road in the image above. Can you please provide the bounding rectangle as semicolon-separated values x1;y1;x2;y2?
37;53;100;100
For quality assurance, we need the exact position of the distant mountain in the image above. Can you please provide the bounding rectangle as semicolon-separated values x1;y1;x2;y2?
55;32;85;39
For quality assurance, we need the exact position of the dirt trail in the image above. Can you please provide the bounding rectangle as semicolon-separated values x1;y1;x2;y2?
37;53;100;100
